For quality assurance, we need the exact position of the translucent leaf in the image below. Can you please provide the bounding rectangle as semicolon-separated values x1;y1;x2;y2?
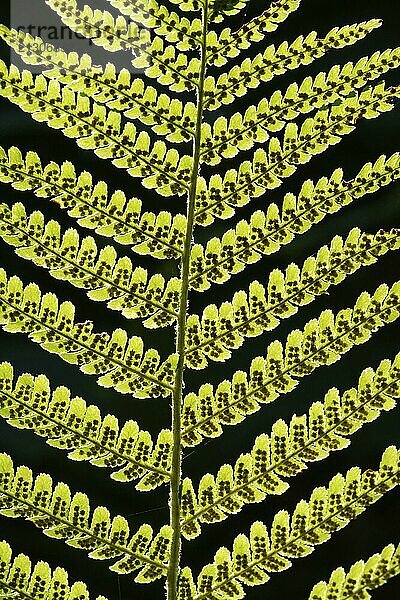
0;454;171;580
0;63;192;197
184;448;400;598
196;83;400;224
0;362;173;489
0;146;186;258
182;282;400;446
185;229;400;367
0;269;177;398
204;20;382;110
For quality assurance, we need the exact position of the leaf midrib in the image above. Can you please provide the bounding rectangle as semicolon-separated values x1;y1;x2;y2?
0;577;35;600
341;563;400;600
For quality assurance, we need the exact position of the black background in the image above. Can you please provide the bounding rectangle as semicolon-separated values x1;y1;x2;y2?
0;0;399;599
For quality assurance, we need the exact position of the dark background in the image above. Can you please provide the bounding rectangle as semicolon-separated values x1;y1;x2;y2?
0;0;399;598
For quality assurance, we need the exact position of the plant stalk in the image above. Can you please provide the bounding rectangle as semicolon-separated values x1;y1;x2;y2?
167;2;209;598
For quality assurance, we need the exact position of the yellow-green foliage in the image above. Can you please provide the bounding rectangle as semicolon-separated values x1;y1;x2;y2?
195;83;400;224
0;62;193;196
203;20;383;107
47;0;201;92
308;542;400;599
178;447;400;598
0;26;198;143
0;362;173;488
0;539;108;600
181;354;400;539
190;153;400;286
182;282;400;445
0;146;187;257
0;268;178;395
0;201;182;326
0;453;173;582
0;1;399;599
185;229;400;366
201;49;400;162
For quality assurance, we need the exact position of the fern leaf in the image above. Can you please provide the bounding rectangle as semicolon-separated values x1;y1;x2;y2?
181;352;400;538
46;0;201;93
308;542;400;599
0;454;172;582
207;0;301;67
0;539;108;600
181;281;400;445
196;82;399;224
0;146;186;259
106;0;203;52
0;65;192;197
0;2;399;597
0;202;180;328
0;269;177;397
201;49;400;165
0;362;173;489
180;447;400;599
203;20;381;110
185;229;400;367
190;153;400;285
0;26;197;144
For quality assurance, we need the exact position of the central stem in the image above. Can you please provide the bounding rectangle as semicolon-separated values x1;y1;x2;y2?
167;3;209;598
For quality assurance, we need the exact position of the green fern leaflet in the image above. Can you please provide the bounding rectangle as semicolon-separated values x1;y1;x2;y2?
0;0;399;599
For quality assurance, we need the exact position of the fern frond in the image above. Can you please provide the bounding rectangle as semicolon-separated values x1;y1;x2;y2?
181;352;400;538
0;1;399;596
203;20;381;110
0;65;193;197
0;269;177;397
179;446;400;599
190;153;400;285
207;0;301;67
0;539;108;600
201;49;400;165
185;228;400;367
0;26;197;144
308;542;400;600
181;281;400;446
0;454;172;583
0;362;173;489
0;146;186;259
46;0;201;93
106;0;203;51
0;202;180;328
196;82;399;224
